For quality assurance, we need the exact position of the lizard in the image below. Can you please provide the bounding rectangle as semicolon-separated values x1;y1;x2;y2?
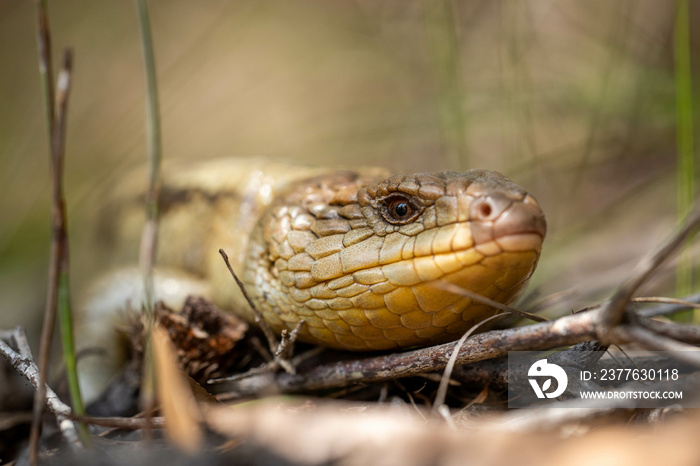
78;157;546;398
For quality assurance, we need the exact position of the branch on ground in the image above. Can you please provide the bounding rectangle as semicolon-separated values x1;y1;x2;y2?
0;327;81;449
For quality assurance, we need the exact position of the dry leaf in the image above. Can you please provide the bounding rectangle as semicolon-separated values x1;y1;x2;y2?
152;324;203;453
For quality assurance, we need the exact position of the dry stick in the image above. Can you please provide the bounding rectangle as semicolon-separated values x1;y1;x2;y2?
65;413;165;430
215;294;700;390
575;294;700;316
215;303;700;397
211;346;325;387
524;288;579;316
218;249;279;352
34;0;55;140
29;1;58;462
218;249;297;374
638;292;700;317
212;361;278;385
637;317;700;344
632;296;700;310
30;50;84;462
598;208;700;332
217;309;602;396
612;325;700;366
276;320;306;362
218;299;700;399
0;328;80;449
0;413;34;432
432;313;506;414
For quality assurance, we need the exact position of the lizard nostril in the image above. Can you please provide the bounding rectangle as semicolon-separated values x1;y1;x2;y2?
478;201;492;219
470;193;516;227
472;196;502;222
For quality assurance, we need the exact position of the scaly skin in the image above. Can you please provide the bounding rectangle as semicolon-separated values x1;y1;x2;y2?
103;158;546;351
241;166;546;350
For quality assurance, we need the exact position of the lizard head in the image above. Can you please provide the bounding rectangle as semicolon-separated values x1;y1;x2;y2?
245;169;546;351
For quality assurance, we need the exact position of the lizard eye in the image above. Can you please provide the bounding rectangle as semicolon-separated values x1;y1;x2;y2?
382;195;419;224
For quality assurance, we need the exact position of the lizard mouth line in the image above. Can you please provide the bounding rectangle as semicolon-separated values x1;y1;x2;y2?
485;232;544;255
468;223;546;255
428;231;543;263
376;230;543;286
387;224;545;268
447;221;546;259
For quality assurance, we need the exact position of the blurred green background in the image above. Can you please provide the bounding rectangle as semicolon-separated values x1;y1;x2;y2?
1;1;697;341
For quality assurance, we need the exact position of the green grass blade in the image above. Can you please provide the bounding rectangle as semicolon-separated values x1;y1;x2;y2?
674;0;695;319
58;269;89;442
135;0;162;315
135;0;163;417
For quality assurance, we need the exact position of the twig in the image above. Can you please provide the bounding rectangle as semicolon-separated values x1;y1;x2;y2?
249;336;273;362
211;346;324;390
216;291;700;399
30;1;58;461
637;293;700;317
33;0;55;141
216;309;602;397
637;317;700;344
433;313;506;413
211;361;277;385
211;345;327;390
218;248;300;375
611;325;700;365
31;40;87;463
275;320;306;371
66;413;165;430
598;208;700;332
0;412;34;431
218;249;279;353
451;358;508;390
0;328;80;450
632;296;700;310
575;294;700;317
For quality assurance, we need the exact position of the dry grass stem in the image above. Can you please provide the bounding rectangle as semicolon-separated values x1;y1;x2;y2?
218;248;299;375
598;208;700;332
30;45;84;461
218;249;279;352
433;313;505;413
29;1;58;459
632;296;700;309
67;414;165;430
